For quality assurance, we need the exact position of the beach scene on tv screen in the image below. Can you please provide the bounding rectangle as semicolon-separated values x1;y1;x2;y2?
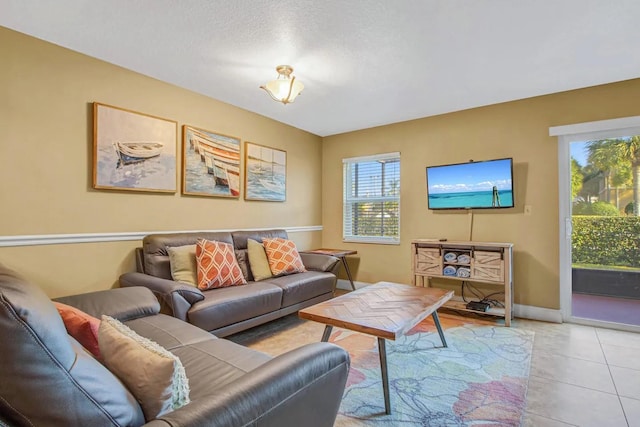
427;159;514;209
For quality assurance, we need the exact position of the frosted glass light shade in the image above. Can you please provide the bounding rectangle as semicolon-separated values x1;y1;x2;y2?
260;65;304;105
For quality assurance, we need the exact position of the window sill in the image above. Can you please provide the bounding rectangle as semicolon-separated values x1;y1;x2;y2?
343;238;400;245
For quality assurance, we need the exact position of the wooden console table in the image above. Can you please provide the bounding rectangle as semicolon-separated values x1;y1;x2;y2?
301;248;357;291
411;239;514;326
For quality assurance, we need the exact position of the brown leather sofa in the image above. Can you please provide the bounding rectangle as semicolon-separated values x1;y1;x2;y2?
120;229;340;337
0;264;350;427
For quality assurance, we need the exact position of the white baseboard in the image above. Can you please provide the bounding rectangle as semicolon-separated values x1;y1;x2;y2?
513;304;563;323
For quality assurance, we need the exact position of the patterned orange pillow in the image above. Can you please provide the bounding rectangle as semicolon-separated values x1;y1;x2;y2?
262;238;307;276
196;239;246;290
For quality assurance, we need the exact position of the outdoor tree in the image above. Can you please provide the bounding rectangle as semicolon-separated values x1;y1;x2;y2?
577;163;602;203
570;157;583;200
621;136;640;215
586;140;624;202
586;137;639;215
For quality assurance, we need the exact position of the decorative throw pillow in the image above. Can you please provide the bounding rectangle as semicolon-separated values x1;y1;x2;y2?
262;238;307;276
195;239;247;290
167;244;197;286
247;239;273;281
53;301;102;361
98;315;190;420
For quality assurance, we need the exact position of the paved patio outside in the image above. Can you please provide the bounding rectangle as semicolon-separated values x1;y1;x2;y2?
572;292;640;326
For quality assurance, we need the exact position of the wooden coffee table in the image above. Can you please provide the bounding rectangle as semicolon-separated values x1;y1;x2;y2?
298;281;453;415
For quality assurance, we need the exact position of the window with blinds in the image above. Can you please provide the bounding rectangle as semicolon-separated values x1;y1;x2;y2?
342;152;400;244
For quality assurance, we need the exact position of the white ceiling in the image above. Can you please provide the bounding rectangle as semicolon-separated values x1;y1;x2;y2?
2;0;640;137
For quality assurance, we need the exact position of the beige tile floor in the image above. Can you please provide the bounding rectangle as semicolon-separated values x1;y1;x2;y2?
515;318;640;427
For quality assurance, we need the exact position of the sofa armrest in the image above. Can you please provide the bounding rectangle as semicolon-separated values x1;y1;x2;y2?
152;342;349;427
53;287;160;321
119;272;204;321
300;253;340;273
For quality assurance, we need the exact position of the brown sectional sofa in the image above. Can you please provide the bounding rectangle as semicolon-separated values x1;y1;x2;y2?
0;264;350;426
119;229;340;337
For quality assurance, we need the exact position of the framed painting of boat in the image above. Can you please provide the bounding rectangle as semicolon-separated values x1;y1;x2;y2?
182;125;241;198
244;142;286;202
93;103;177;193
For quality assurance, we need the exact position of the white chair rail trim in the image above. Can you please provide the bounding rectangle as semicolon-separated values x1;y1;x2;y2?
0;225;323;247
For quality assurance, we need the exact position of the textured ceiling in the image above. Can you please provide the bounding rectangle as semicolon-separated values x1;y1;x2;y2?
2;0;640;136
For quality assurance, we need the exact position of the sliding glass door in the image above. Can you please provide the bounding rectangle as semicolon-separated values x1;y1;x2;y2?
568;137;640;327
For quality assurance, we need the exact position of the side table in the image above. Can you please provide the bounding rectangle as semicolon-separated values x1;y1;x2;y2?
301;248;357;292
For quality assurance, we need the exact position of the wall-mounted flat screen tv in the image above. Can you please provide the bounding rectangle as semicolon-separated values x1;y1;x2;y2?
426;158;514;210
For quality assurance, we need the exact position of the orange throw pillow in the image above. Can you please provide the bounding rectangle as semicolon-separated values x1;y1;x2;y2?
196;239;247;290
262;238;307;276
53;301;102;360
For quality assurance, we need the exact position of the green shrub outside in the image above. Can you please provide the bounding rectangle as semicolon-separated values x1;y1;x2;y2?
572;216;640;268
573;201;620;216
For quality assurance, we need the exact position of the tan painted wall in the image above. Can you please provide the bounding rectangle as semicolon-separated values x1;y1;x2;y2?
0;27;323;297
322;78;640;309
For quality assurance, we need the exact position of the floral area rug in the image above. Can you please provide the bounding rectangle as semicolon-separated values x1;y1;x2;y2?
331;315;534;426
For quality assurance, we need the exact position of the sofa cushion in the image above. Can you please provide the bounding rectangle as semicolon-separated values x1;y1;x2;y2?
247;238;273;281
264;271;336;308
99;315;191;420
263;238;307;276
171;339;272;399
143;232;235;279
53;301;102;360
234;248;254;282
187;282;283;332
196;239;247;289
125;313;218;351
167;244;198;286
0;265;144;426
122;312;271;398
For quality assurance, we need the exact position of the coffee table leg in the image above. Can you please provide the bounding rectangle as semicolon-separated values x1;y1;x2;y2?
321;325;333;342
377;338;391;415
431;311;447;348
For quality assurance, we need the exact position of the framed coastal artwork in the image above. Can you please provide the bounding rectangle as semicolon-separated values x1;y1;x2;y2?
244;142;286;202
93;102;177;192
182;125;241;198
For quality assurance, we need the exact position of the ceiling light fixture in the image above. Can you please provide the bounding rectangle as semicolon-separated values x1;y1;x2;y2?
260;65;304;105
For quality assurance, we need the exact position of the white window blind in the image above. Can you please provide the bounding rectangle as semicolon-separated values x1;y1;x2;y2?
343;152;400;244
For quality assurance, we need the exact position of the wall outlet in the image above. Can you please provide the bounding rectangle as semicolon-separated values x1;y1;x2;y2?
524;205;532;216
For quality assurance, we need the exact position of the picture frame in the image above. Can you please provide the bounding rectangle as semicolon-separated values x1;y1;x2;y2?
244;142;287;202
93;102;177;193
182;125;241;198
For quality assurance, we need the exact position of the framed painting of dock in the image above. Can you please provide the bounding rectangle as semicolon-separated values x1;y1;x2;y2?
182;125;241;198
244;142;286;202
93;103;177;193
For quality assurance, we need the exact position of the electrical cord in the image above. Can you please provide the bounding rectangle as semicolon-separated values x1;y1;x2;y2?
462;283;505;308
461;281;483;302
480;291;505;308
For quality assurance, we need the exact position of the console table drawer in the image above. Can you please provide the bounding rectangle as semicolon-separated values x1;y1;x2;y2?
472;251;504;282
415;247;441;274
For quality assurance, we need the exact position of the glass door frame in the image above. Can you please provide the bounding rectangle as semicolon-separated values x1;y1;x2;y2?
551;116;640;330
